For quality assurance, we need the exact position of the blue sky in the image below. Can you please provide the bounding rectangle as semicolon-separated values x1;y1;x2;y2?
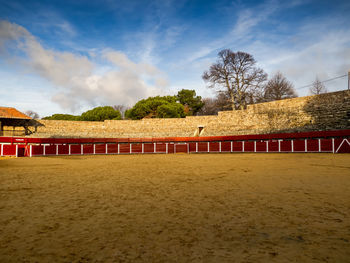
0;0;349;117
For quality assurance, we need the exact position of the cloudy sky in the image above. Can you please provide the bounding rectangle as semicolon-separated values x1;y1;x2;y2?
0;0;349;117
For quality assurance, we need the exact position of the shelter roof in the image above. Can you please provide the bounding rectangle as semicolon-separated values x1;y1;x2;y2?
0;107;31;120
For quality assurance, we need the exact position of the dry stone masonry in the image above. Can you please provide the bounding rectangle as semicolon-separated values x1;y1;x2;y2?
29;90;350;138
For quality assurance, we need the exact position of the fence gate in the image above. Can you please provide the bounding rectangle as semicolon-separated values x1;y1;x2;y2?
174;143;188;153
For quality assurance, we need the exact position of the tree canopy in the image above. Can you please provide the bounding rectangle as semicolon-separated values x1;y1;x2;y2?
125;96;185;119
203;49;267;110
43;106;121;121
309;77;327;95
198;92;231;116
25;110;40;119
176;89;204;115
156;103;185;118
42;114;80;121
263;72;297;101
80;106;121;121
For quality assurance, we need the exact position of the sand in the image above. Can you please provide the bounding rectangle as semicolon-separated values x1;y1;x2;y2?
0;153;350;262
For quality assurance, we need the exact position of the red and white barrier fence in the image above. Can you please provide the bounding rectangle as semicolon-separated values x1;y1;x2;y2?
1;130;350;157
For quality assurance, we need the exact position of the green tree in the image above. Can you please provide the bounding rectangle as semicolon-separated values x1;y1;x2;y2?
125;96;185;119
80;106;121;121
156;103;185;118
42;114;80;121
176;89;204;115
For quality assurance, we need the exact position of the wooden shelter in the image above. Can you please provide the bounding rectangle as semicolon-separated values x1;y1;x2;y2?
0;107;37;136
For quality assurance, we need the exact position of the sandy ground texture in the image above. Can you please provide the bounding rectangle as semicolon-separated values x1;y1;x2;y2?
0;154;350;263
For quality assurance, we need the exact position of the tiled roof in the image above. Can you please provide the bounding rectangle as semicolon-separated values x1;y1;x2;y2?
0;107;31;119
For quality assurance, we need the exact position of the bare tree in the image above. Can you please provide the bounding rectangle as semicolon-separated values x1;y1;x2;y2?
215;92;232;111
198;92;231;115
25;110;40;119
263;72;297;101
113;105;129;119
202;49;267;110
309;77;327;95
198;98;218;115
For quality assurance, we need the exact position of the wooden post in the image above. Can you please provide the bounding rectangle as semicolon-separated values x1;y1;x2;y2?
305;139;308;152
318;139;321;152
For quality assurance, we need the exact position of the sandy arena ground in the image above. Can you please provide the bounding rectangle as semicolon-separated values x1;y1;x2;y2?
0;154;350;263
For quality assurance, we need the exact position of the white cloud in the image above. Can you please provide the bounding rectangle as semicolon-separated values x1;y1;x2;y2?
169;1;350;96
250;25;350;94
0;20;168;112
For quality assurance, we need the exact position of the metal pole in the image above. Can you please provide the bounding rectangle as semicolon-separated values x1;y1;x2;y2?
348;70;350;90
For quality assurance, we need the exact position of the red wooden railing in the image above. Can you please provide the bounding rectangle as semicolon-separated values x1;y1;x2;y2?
1;129;349;157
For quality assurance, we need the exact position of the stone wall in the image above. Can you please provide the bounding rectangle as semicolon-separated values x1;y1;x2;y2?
29;90;350;138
